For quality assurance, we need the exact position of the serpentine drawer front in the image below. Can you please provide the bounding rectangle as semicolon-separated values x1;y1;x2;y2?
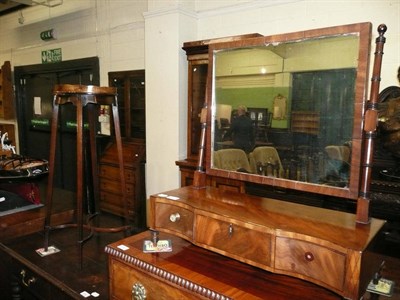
149;186;386;300
106;230;347;299
154;201;194;240
195;213;273;269
275;236;346;292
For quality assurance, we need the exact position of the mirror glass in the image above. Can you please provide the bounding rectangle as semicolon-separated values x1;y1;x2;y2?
206;23;371;199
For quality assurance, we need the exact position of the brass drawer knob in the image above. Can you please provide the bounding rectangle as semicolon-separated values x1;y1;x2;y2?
132;282;147;300
20;269;36;287
169;212;181;222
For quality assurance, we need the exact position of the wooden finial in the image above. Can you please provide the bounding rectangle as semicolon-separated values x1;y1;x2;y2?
377;24;387;35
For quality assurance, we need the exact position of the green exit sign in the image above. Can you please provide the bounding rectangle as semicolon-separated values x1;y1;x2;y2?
41;48;62;64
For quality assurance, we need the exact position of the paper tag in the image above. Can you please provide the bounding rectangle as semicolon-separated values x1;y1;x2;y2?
367;278;395;296
117;244;129;251
143;240;172;253
80;291;91;298
36;245;60;257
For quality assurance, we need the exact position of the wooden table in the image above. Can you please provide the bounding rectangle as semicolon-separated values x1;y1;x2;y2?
1;228;398;299
107;230;344;299
0;214;126;299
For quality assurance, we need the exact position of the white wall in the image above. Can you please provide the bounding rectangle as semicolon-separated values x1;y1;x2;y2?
144;5;197;196
0;0;399;202
0;0;147;82
194;0;399;88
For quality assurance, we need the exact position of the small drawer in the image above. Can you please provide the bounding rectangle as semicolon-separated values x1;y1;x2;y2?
122;143;146;164
195;214;272;268
99;177;134;195
100;191;135;218
154;202;194;240
13;266;50;299
110;259;197;300
99;165;135;183
275;237;346;291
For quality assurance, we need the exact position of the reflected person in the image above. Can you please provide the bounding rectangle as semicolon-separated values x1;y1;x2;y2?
229;105;255;153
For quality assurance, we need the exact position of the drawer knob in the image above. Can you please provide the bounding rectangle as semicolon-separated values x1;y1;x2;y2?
169;212;180;222
305;252;314;262
20;269;36;287
132;282;147;300
229;223;234;238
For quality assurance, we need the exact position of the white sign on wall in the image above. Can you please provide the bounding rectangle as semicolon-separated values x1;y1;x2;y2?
41;48;62;64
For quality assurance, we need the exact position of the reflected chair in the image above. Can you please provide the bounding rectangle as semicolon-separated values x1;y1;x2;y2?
249;146;283;177
219;118;231;141
325;145;351;164
220;118;230;129
213;149;251;173
324;145;351;182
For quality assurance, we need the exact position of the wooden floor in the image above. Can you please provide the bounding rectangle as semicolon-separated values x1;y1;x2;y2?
0;186;400;299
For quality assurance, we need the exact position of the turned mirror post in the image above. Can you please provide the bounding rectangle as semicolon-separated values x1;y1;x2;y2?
357;24;387;223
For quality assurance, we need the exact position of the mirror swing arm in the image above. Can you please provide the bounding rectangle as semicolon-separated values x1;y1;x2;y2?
356;24;387;224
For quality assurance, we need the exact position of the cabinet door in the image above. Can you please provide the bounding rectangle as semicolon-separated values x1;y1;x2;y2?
108;70;145;140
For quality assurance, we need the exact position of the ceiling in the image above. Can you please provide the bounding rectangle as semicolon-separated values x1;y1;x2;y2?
0;1;28;16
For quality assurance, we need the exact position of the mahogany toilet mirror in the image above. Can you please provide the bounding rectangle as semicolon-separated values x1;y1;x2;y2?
197;22;387;224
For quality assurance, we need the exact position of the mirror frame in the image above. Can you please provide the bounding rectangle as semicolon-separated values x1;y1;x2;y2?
205;22;372;200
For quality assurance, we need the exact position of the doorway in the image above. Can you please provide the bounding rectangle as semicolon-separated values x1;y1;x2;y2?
14;57;100;192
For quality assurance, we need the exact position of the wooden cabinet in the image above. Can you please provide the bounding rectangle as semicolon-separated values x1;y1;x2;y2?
0;61;15;120
99;70;146;231
148;186;385;300
106;230;344;300
99;140;146;231
108;70;145;140
291;111;320;135
0;61;17;155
